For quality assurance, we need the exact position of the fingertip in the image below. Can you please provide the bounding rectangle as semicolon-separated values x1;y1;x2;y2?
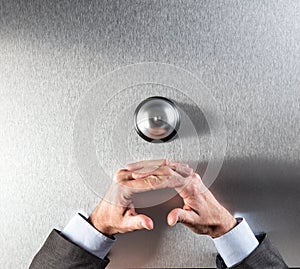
143;218;154;230
167;211;178;227
147;221;154;231
126;164;142;171
193;172;201;179
125;164;131;170
167;219;176;227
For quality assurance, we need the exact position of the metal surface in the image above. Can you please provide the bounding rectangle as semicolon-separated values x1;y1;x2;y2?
0;0;300;268
134;96;180;142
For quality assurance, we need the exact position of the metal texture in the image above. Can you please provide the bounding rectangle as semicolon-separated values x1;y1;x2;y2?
0;0;300;268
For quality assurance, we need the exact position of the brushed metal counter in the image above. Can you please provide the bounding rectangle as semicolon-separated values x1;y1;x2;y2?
0;0;299;268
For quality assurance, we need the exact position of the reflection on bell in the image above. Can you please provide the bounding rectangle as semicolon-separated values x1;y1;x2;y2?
134;96;181;143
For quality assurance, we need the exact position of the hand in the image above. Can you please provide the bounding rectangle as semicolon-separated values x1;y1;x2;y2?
167;172;237;238
88;160;193;237
130;160;237;238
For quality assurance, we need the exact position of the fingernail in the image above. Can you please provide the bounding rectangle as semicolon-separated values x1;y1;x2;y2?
144;223;153;230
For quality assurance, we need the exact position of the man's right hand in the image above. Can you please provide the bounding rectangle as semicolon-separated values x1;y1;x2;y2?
129;160;237;238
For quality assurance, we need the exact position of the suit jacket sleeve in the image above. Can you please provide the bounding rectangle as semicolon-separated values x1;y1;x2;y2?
216;233;288;269
29;229;109;269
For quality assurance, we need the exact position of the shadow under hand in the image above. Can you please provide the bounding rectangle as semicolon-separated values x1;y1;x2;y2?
210;158;300;266
107;190;183;269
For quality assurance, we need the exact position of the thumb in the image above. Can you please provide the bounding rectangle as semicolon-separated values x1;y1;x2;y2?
167;208;195;227
127;214;154;231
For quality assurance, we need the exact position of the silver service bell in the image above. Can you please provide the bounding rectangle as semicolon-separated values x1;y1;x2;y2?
134;96;181;143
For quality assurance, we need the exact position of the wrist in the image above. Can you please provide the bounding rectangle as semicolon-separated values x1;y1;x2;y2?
88;213;116;239
210;216;237;238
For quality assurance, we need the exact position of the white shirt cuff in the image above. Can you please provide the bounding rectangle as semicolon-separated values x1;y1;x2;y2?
61;213;115;259
213;218;259;268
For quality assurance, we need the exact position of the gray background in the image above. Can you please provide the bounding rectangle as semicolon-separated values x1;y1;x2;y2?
0;0;300;268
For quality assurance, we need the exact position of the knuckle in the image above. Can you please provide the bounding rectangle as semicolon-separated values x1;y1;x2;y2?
115;169;127;181
171;174;184;184
161;159;168;165
161;166;172;175
192;172;201;180
185;182;199;197
117;180;127;188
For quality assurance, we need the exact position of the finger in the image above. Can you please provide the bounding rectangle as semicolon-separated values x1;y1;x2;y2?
175;173;207;199
132;163;193;179
121;173;188;194
167;208;196;227
168;162;193;177
126;159;168;171
114;169;133;182
132;165;174;179
132;165;164;174
124;214;154;231
168;161;189;169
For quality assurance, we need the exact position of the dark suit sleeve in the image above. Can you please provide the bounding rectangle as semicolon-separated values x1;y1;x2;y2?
29;229;109;269
216;233;288;269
